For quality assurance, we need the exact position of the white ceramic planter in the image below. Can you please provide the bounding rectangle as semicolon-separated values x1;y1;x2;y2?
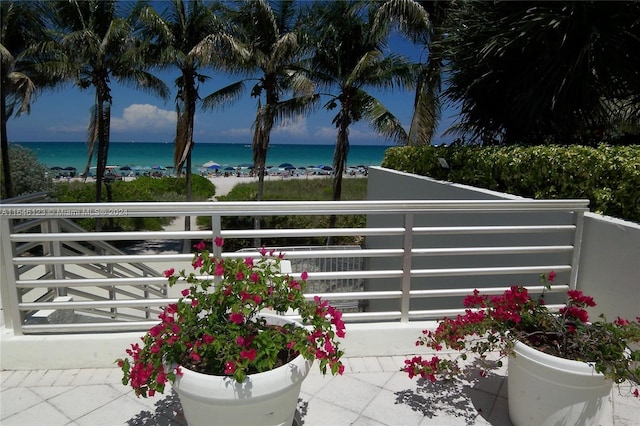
171;314;312;426
508;341;612;426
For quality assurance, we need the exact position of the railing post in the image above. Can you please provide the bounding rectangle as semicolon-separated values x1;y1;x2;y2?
0;217;23;334
569;210;586;290
49;219;67;297
211;213;222;258
400;213;414;322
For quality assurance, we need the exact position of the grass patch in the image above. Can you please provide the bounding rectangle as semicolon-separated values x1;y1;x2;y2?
199;177;369;250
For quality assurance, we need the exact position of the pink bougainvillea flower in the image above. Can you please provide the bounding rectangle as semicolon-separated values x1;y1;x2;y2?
224;361;236;375
214;237;224;247
244;257;254;267
163;268;175;278
214;261;224;276
229;312;244;324
202;334;214;344
260;247;267;256
301;271;308;280
181;289;190;297
193;241;206;251
192;256;204;269
250;272;259;283
240;348;257;361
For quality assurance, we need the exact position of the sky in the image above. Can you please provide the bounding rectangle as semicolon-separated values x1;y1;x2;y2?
7;28;459;146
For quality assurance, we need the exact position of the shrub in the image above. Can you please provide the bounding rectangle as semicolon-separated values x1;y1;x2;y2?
382;144;640;223
0;143;53;199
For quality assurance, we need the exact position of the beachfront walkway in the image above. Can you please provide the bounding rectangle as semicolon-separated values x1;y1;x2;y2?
2;355;639;425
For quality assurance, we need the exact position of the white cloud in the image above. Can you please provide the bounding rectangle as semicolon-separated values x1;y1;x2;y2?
314;127;336;138
111;104;175;132
273;116;308;136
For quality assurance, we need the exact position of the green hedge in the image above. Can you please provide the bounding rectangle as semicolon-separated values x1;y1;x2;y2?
382;144;640;223
51;175;215;230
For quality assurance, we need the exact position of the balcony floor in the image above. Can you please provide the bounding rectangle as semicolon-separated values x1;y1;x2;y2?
2;355;639;425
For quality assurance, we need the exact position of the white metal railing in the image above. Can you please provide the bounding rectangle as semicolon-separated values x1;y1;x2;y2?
0;199;589;335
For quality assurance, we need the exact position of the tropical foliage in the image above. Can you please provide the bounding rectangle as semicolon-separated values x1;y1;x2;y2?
404;272;640;397
304;0;415;202
204;0;318;204
3;0;640;203
0;143;52;199
136;0;225;216
374;0;450;146
441;0;640;145
41;0;169;205
0;0;52;198
118;238;345;395
382;143;640;223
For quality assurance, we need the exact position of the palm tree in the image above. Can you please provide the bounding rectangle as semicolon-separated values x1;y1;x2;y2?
442;1;640;145
136;0;225;234
203;0;318;204
375;0;450;145
1;1;51;199
306;0;416;203
44;0;169;205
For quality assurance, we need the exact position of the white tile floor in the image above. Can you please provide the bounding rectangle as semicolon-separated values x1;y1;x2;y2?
2;356;639;425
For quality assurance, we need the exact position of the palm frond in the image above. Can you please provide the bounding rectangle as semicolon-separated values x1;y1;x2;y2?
360;92;408;143
202;81;246;110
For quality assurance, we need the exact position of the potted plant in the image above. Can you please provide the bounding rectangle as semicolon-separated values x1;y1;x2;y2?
117;237;346;426
403;272;640;426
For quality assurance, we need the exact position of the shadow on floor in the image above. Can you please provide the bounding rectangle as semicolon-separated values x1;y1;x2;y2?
126;390;186;425
394;360;511;426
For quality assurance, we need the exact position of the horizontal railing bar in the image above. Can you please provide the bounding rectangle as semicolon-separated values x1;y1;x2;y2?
21;321;161;334
303;291;402;300
412;245;574;256
10;228;405;243
0;199;590;218
16;277;169;287
13;249;401;265
409;285;570;298
9;225;577;244
219;228;404;238
19;298;178;310
411;265;571;277
413;225;576;234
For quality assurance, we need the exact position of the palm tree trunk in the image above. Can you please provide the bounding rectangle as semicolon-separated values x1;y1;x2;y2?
0;93;13;199
328;116;350;244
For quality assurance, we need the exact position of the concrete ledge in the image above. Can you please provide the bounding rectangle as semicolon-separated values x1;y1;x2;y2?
1;321;438;370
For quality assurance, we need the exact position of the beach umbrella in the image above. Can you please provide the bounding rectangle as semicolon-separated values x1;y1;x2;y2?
224;166;235;171
50;166;63;170
238;162;253;168
279;162;294;168
119;166;132;171
297;166;306;170
284;165;295;170
64;166;76;170
206;164;221;170
152;165;165;170
202;160;220;168
322;166;333;171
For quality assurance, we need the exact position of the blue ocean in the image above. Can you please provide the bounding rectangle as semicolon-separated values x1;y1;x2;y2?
16;141;391;172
